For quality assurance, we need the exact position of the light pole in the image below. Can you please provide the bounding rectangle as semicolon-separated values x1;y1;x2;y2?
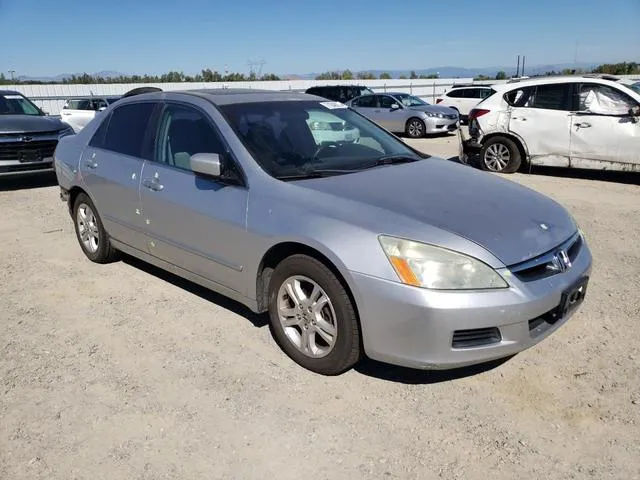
8;70;16;81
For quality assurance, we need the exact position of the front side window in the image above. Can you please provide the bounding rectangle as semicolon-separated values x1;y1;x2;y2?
218;100;424;180
579;83;637;115
102;102;157;159
0;93;42;116
155;104;226;171
378;95;397;109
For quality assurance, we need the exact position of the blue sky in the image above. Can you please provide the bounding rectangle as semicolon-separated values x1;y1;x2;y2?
1;0;638;76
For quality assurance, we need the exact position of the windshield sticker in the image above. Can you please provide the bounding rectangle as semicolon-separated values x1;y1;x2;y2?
320;101;347;109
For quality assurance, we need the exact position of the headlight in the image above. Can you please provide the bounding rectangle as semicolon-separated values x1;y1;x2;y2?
379;235;508;290
58;126;75;138
424;112;445;118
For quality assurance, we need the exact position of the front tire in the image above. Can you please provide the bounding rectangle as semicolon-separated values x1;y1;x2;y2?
73;193;120;263
405;118;426;138
480;136;522;173
268;254;361;375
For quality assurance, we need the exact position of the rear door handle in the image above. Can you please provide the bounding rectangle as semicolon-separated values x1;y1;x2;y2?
84;160;98;169
575;122;591;128
143;178;164;192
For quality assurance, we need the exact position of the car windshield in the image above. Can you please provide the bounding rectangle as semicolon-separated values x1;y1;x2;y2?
0;93;43;116
392;93;429;107
219;100;425;179
626;82;640;95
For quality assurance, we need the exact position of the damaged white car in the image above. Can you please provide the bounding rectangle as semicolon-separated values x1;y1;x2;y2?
461;76;640;173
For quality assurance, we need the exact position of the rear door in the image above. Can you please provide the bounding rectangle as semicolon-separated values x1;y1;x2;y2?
80;101;160;250
569;82;640;168
350;94;379;121
138;100;249;294
506;83;572;166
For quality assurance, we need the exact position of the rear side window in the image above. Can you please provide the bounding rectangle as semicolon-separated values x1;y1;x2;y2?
353;95;377;107
89;113;111;148
526;84;572;111
446;89;465;98
102;102;157;159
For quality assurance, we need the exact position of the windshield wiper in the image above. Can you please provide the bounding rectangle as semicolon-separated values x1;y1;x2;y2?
351;154;422;171
275;169;357;181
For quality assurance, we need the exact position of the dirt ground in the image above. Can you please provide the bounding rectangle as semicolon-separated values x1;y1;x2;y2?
1;134;639;480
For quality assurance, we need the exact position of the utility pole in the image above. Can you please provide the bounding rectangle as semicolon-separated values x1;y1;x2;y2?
516;56;520;77
521;56;525;77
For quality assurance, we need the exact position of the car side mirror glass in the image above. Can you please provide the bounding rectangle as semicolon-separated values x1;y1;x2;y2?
190;152;221;178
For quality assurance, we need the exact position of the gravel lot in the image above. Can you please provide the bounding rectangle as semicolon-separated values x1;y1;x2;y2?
1;133;639;480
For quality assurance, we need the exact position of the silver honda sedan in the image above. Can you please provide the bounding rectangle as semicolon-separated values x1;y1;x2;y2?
345;92;459;138
54;88;592;375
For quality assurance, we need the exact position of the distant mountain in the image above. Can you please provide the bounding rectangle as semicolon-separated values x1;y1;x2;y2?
289;62;601;80
17;71;126;82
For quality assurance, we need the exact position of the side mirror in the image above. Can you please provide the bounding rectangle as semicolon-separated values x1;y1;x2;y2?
98;106;107;112
629;106;640;117
391;103;400;110
190;152;221;177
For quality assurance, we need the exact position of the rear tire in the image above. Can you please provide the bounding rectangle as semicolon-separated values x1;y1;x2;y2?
480;136;521;173
72;193;120;264
268;254;361;375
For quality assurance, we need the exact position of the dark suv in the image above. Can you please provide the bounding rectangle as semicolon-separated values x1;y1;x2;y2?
305;85;374;103
1;90;74;177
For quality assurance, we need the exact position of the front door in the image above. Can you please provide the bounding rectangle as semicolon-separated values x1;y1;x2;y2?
139;101;249;294
506;83;572;166
79;101;159;250
570;82;640;169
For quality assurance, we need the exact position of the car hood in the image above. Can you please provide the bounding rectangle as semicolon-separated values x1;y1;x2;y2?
294;160;576;266
0;114;66;134
409;104;456;115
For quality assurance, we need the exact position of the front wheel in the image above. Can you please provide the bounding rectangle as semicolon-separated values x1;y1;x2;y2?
268;255;361;375
480;136;522;173
405;118;426;138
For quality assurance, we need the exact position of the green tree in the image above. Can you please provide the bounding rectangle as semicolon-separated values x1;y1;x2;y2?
357;71;376;80
0;73;6;85
341;69;353;80
495;71;507;80
410;70;418;79
379;72;392;79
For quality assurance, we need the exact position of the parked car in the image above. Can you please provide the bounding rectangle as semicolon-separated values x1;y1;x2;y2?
0;90;74;177
54;88;592;375
435;85;496;122
305;85;374;103
461;76;640;173
346;92;459;138
60;96;121;132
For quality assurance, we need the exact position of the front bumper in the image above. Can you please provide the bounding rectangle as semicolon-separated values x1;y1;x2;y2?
350;237;593;370
424;116;459;134
0;157;55;177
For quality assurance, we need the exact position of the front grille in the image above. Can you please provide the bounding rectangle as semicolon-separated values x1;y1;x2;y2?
452;327;502;349
445;114;457;119
510;233;583;282
0;140;58;162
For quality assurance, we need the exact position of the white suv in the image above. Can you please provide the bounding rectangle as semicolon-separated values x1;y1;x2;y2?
435;85;496;121
60;96;120;132
461;76;640;173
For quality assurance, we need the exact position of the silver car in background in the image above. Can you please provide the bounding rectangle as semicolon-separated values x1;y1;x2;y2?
345;92;459;138
54;89;591;376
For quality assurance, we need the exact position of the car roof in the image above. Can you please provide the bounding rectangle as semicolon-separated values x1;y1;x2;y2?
0;90;22;95
118;88;322;106
492;75;627;92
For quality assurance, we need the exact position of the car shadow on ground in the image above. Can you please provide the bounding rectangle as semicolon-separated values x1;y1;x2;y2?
121;254;268;328
451;155;640;185
354;355;513;384
122;253;513;384
0;172;58;191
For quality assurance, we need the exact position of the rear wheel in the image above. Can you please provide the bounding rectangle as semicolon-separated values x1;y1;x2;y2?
73;193;119;263
405;118;426;138
268;254;361;375
480;136;522;173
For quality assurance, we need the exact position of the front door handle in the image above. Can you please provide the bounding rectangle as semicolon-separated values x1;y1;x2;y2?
84;159;98;169
575;122;592;128
143;178;164;192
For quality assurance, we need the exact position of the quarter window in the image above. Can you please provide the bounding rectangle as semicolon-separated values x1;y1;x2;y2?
102;102;157;159
155;104;226;172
